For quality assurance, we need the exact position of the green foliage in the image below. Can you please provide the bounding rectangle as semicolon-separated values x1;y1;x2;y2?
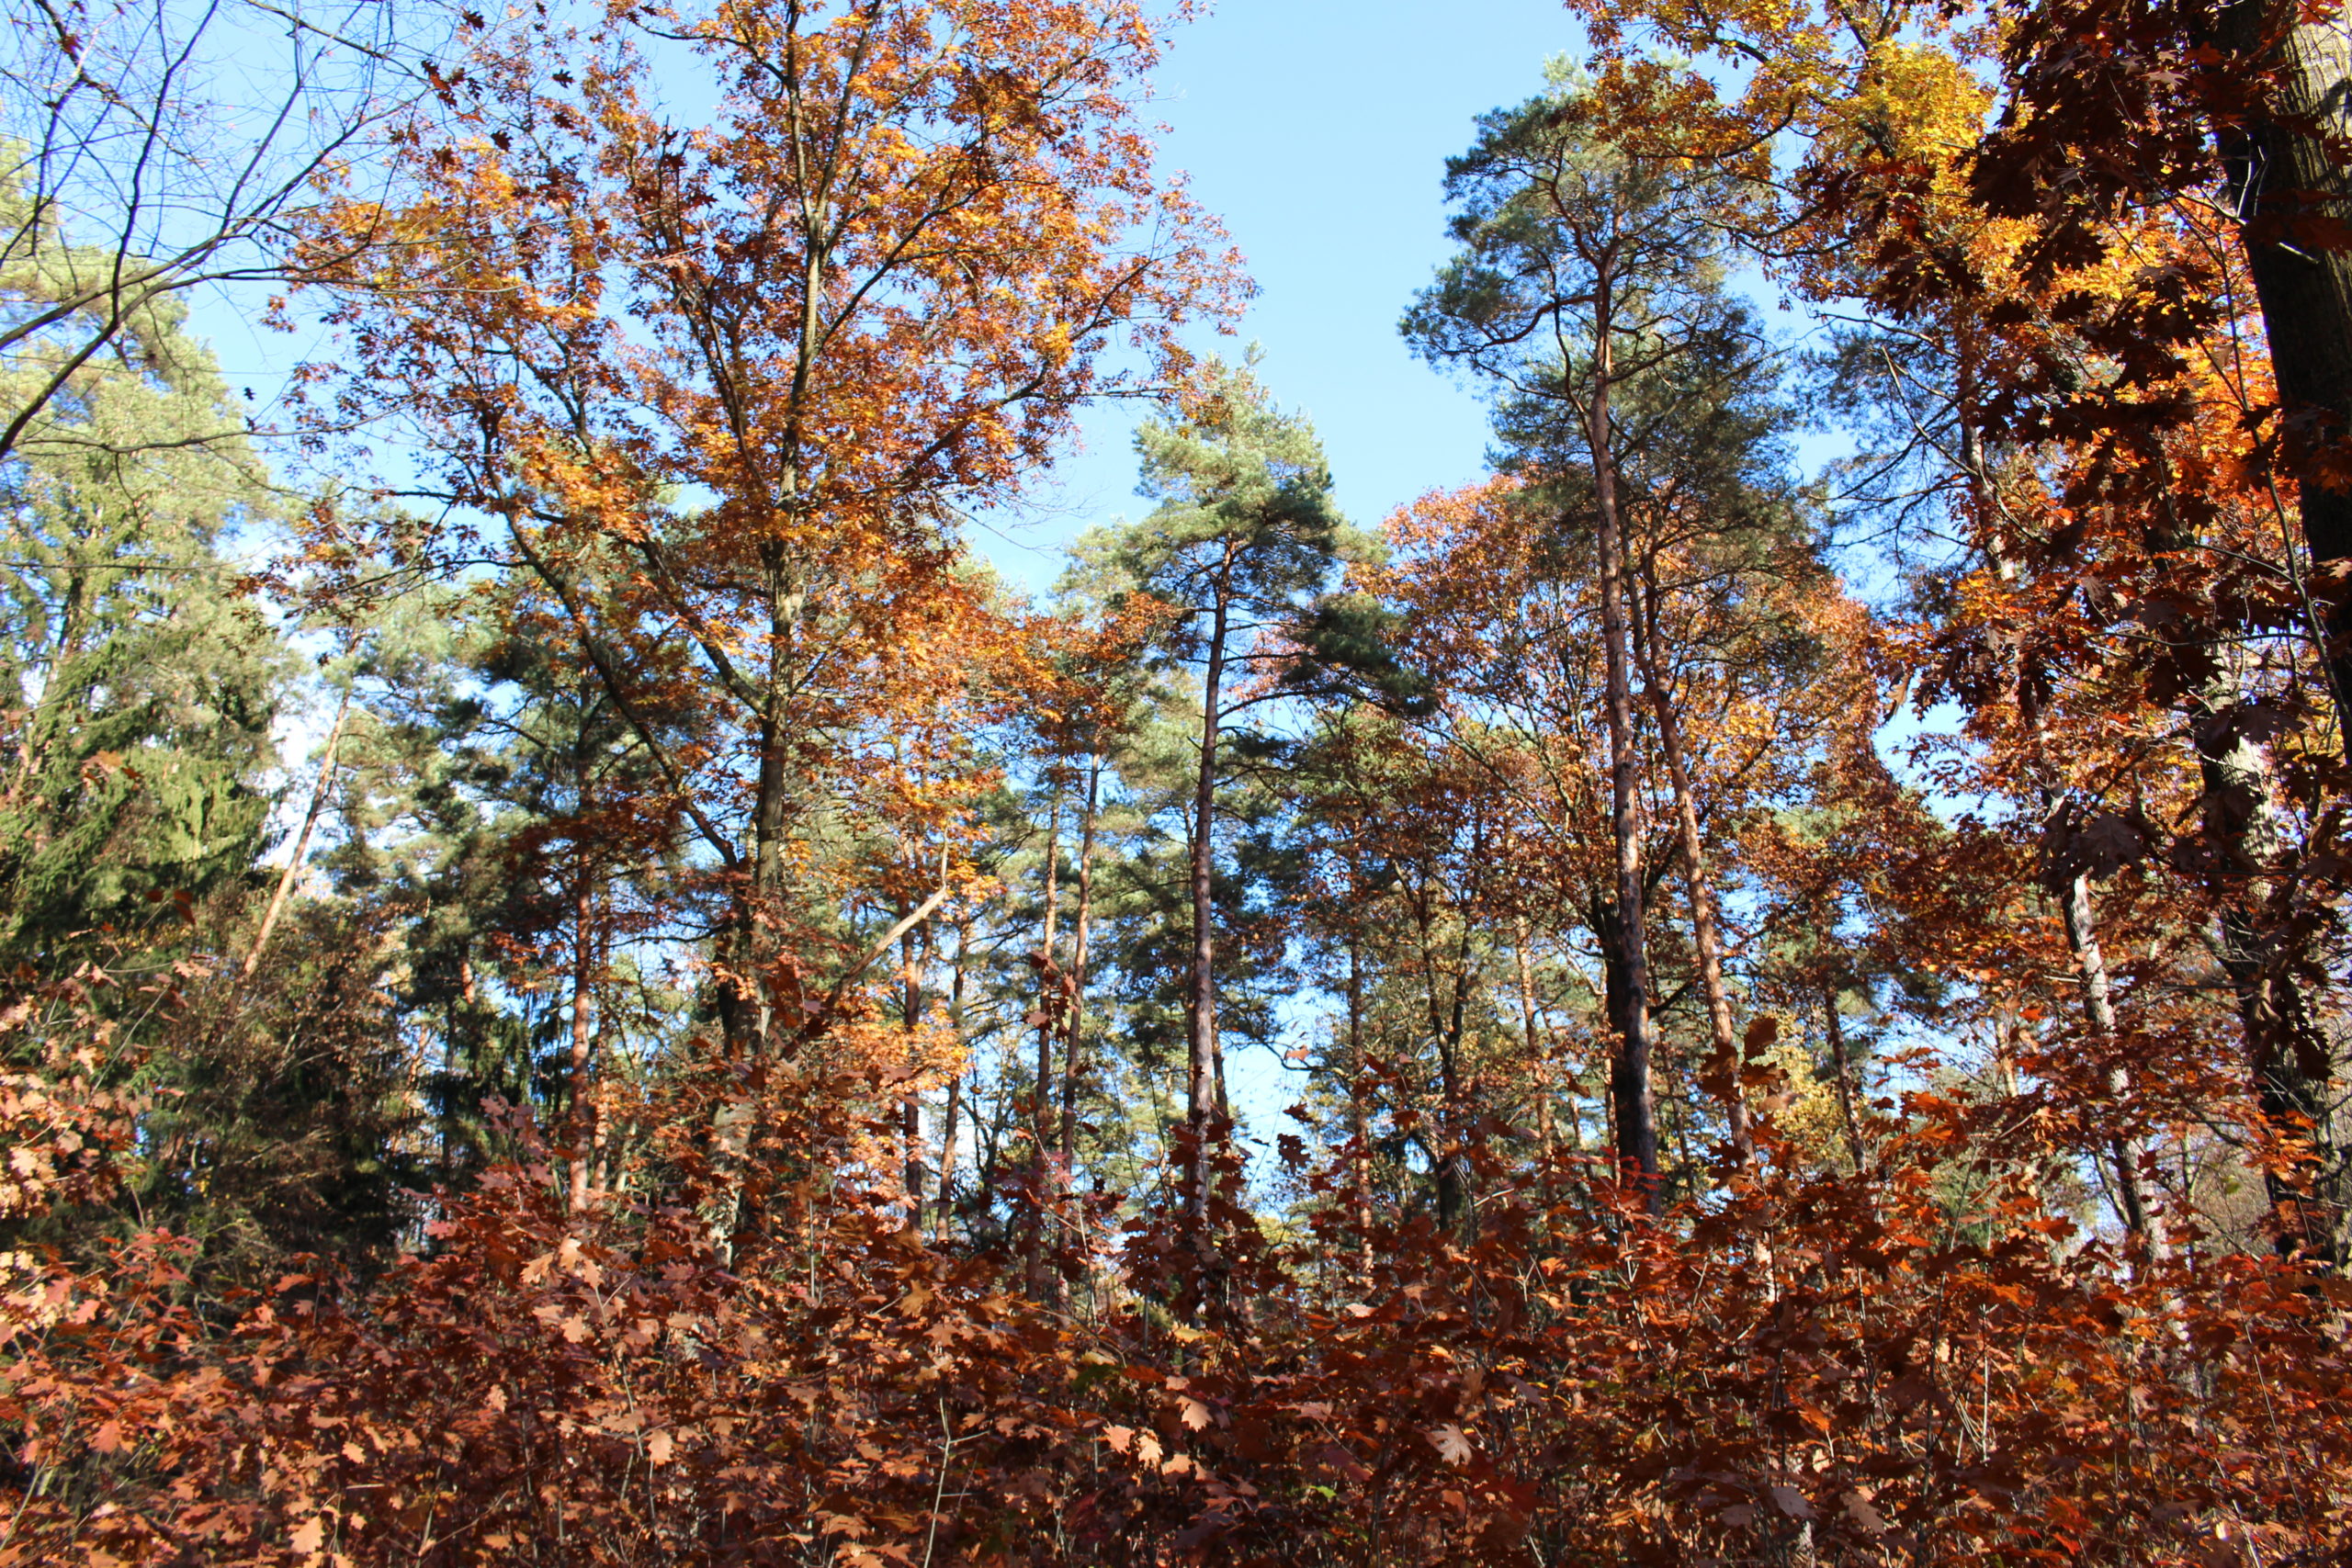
1073;355;1374;656
0;228;282;972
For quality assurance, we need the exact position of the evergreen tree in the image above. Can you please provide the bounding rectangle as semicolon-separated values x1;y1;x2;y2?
0;287;281;973
1069;358;1370;1225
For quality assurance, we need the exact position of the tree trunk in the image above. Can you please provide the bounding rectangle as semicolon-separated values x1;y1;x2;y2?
566;697;601;1213
936;916;970;1241
243;685;351;977
2222;1;2352;722
2194;675;2349;1267
1513;922;1555;1162
1185;578;1232;1224
1058;757;1101;1173
1035;782;1062;1166
1348;926;1374;1284
2055;870;2157;1246
1822;983;1866;1175
567;840;597;1213
1634;630;1754;1165
743;550;797;1055
901;923;928;1213
1586;319;1661;1213
1411;891;1473;1227
1029;784;1063;1297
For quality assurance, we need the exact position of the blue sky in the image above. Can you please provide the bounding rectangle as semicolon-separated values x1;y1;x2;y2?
976;0;1590;592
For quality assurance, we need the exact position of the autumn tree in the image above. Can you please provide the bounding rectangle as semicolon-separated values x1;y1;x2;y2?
300;0;1233;1067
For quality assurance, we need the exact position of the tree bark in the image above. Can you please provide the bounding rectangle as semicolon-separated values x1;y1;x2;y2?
1347;927;1374;1283
1822;982;1865;1176
1410;888;1473;1226
2222;1;2352;722
1058;757;1101;1173
2194;674;2348;1267
1185;572;1233;1224
1029;784;1063;1296
1586;315;1662;1213
1634;629;1753;1165
935;916;970;1242
1513;922;1555;1162
567;820;598;1212
2055;870;2158;1246
1035;783;1062;1171
901;922;928;1213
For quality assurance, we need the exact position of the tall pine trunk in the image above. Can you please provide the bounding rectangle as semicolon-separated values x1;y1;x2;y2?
1028;785;1062;1298
1633;617;1752;1165
1185;574;1233;1226
1585;318;1661;1213
1058;757;1101;1173
1347;928;1374;1283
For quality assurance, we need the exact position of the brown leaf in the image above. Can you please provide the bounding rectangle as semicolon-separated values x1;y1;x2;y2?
1841;1492;1887;1536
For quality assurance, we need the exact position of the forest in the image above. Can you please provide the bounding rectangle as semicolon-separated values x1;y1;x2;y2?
3;0;2351;1561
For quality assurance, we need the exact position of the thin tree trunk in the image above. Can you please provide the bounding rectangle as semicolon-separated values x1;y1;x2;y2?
1029;784;1062;1296
1823;983;1865;1175
936;917;970;1242
1634;633;1753;1164
243;685;351;978
566;698;602;1213
2195;674;2348;1266
2056;871;2156;1245
1513;921;1554;1162
567;845;597;1212
1058;757;1100;1173
1348;927;1374;1283
736;544;799;1056
1036;784;1062;1153
1407;887;1472;1224
901;922;928;1213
